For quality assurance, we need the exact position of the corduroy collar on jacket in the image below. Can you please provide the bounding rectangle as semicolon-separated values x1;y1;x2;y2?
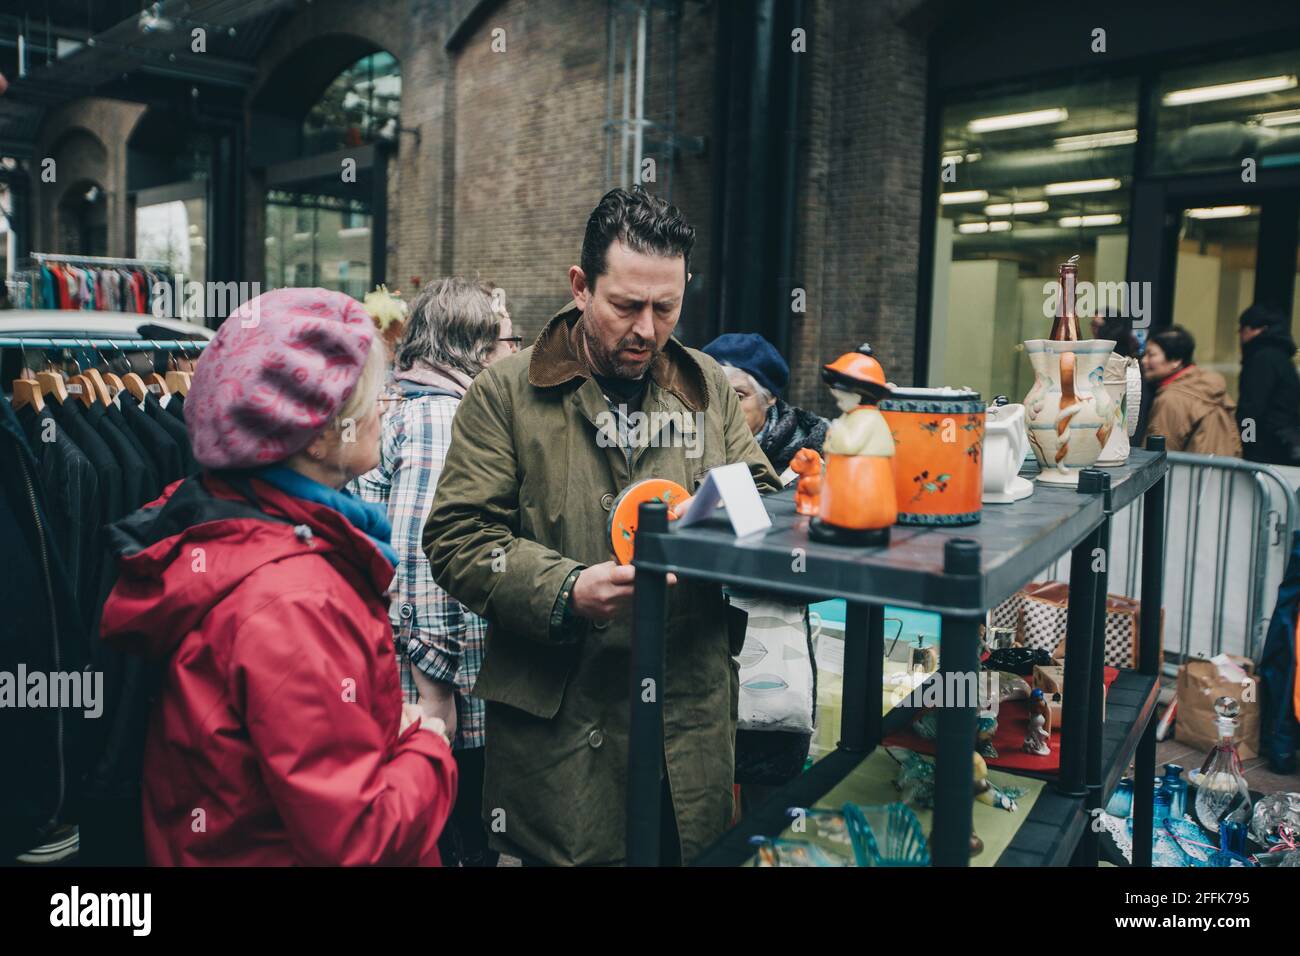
527;303;710;412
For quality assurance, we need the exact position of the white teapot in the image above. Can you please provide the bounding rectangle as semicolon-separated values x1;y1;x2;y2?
983;400;1034;504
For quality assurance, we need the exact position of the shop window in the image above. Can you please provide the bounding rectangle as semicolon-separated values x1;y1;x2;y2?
135;197;207;284
301;52;401;157
266;190;370;298
1152;48;1300;177
1168;206;1261;401
929;78;1138;402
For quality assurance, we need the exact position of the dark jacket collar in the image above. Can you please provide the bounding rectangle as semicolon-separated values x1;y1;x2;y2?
527;304;710;412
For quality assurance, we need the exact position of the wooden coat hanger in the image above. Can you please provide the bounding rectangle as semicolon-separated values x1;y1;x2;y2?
164;370;191;396
36;368;68;405
11;378;44;413
145;371;169;398
83;368;111;405
122;372;149;404
67;373;95;408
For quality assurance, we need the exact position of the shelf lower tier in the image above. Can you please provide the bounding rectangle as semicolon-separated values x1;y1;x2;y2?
693;671;1161;867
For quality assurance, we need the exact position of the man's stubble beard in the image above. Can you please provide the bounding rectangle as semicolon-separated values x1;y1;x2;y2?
581;318;656;380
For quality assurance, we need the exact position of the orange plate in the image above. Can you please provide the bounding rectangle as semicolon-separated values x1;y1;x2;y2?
609;478;691;565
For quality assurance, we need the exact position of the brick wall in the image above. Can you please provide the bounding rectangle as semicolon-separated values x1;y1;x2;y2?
789;0;930;417
30;98;147;259
23;0;929;394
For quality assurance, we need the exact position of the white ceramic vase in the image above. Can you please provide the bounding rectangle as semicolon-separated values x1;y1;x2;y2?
1022;338;1117;485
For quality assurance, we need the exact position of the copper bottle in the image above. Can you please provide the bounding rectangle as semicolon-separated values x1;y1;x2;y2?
1049;255;1081;342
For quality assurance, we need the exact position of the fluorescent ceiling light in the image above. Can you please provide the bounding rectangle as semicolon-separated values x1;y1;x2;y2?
1258;109;1300;127
967;107;1068;133
1163;75;1297;106
942;153;964;164
1185;205;1255;219
940;189;989;205
1043;178;1122;196
1053;129;1137;151
984;201;1049;216
958;220;1012;234
1059;214;1122;228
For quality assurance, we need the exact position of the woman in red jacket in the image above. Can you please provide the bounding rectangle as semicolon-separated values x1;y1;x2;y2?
99;287;457;866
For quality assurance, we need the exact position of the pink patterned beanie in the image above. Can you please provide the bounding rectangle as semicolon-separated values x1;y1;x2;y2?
188;287;376;469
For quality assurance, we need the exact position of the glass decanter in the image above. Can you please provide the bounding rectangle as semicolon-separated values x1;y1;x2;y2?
1193;696;1252;836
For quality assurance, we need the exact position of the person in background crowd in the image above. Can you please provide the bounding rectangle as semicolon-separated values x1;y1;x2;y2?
423;187;780;866
354;277;517;868
1142;324;1242;457
1236;303;1300;466
99;288;456;866
702;332;829;474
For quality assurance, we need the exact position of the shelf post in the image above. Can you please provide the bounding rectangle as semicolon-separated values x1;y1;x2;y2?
628;501;669;866
933;539;981;867
1057;469;1106;798
1139;436;1167;679
840;602;883;751
1082;469;1112;866
1133;436;1167;867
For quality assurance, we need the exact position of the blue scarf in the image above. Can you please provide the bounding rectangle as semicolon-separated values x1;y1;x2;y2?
255;465;398;568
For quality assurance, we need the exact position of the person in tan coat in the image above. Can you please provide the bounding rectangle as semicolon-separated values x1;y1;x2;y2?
1142;325;1242;457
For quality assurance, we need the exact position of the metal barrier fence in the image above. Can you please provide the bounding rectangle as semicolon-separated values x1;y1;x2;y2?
1037;453;1299;674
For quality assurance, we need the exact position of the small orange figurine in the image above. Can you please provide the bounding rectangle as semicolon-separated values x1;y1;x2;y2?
809;344;897;546
789;447;823;516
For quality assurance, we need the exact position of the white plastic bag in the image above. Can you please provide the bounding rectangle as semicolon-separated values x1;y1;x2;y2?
729;593;816;734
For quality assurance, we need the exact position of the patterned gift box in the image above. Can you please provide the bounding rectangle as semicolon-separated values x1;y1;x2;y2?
989;581;1160;670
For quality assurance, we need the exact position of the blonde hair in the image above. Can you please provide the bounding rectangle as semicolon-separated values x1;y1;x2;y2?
335;332;388;428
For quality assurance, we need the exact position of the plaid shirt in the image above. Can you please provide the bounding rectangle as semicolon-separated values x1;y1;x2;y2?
353;389;487;750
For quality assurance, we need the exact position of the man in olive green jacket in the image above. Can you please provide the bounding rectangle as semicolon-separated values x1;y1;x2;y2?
423;189;780;865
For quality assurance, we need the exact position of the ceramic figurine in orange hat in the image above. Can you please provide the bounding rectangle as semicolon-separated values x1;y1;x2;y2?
809;344;897;545
789;447;823;516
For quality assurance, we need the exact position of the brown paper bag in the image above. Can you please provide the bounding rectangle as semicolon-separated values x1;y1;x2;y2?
1174;656;1261;760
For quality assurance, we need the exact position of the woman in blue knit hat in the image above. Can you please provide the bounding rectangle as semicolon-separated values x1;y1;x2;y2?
702;332;829;474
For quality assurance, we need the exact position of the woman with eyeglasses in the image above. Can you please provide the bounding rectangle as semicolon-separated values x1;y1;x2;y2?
353;277;516;867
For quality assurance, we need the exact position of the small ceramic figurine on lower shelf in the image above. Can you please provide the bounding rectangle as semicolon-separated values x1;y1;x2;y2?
789;447;823;516
809;344;896;545
1023;688;1051;756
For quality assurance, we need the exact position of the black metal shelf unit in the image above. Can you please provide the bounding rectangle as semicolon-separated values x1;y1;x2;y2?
627;439;1169;867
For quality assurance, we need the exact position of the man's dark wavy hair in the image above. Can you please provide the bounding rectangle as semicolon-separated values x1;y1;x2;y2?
580;187;695;288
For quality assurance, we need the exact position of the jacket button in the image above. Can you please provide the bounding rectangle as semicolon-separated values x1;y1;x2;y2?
600;493;615;511
588;729;604;749
593;619;610;631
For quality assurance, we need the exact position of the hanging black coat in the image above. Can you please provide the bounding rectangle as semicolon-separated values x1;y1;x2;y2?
118;393;182;485
1237;329;1300;466
0;398;89;858
16;404;101;631
84;400;148;514
144;393;196;476
104;402;162;504
164;392;185;422
45;398;123;527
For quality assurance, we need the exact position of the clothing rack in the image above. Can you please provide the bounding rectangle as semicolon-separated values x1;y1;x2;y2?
0;338;208;351
21;252;170;270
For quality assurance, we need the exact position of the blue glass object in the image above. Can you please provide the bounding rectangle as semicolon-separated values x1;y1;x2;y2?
1162;763;1188;819
1220;820;1247;856
1153;788;1173;831
1105;778;1134;818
